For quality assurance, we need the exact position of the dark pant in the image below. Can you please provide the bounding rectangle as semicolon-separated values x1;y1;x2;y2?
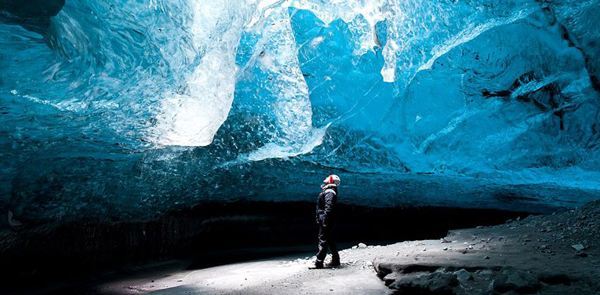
316;224;339;263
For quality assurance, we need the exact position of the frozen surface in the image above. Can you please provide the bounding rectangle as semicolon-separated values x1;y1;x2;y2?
1;0;600;223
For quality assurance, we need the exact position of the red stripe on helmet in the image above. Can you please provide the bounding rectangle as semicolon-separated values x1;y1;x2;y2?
329;175;333;184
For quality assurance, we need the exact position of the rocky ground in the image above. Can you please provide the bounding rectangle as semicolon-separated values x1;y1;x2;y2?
92;201;599;294
375;200;600;294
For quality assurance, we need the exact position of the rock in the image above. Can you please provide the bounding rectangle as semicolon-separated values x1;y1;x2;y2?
383;273;399;286
493;269;539;293
7;211;23;227
358;243;367;249
440;237;451;243
538;272;571;285
455;269;472;284
571;244;586;251
477;269;494;277
390;271;458;294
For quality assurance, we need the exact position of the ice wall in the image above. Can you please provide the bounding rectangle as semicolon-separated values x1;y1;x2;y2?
1;0;600;223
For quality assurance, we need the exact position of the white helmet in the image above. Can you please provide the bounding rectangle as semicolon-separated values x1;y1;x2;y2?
323;174;341;186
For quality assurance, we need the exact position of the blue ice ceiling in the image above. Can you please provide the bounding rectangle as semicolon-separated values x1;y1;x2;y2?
1;0;600;223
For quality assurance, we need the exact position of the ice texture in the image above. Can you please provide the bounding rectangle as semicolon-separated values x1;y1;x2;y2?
1;0;600;222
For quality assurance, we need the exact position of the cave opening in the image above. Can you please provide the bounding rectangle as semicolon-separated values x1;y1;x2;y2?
1;201;533;293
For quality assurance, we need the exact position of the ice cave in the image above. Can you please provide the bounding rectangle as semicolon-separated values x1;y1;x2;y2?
1;0;600;294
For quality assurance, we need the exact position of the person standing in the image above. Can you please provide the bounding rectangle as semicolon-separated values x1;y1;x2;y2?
314;174;341;269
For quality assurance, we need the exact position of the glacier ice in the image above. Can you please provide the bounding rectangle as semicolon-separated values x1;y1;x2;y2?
1;0;600;223
154;0;255;147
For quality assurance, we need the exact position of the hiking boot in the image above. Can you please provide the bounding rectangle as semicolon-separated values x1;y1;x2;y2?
328;254;340;268
326;260;340;268
314;261;324;269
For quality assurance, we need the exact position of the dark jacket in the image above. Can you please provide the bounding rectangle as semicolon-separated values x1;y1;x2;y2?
316;184;337;227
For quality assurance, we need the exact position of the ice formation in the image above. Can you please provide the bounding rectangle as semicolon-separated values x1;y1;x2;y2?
1;0;600;222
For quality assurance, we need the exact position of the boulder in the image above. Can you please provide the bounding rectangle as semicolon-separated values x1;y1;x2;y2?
492;269;540;293
389;271;458;294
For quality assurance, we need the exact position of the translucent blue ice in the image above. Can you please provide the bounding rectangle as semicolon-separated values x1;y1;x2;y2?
1;0;600;222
